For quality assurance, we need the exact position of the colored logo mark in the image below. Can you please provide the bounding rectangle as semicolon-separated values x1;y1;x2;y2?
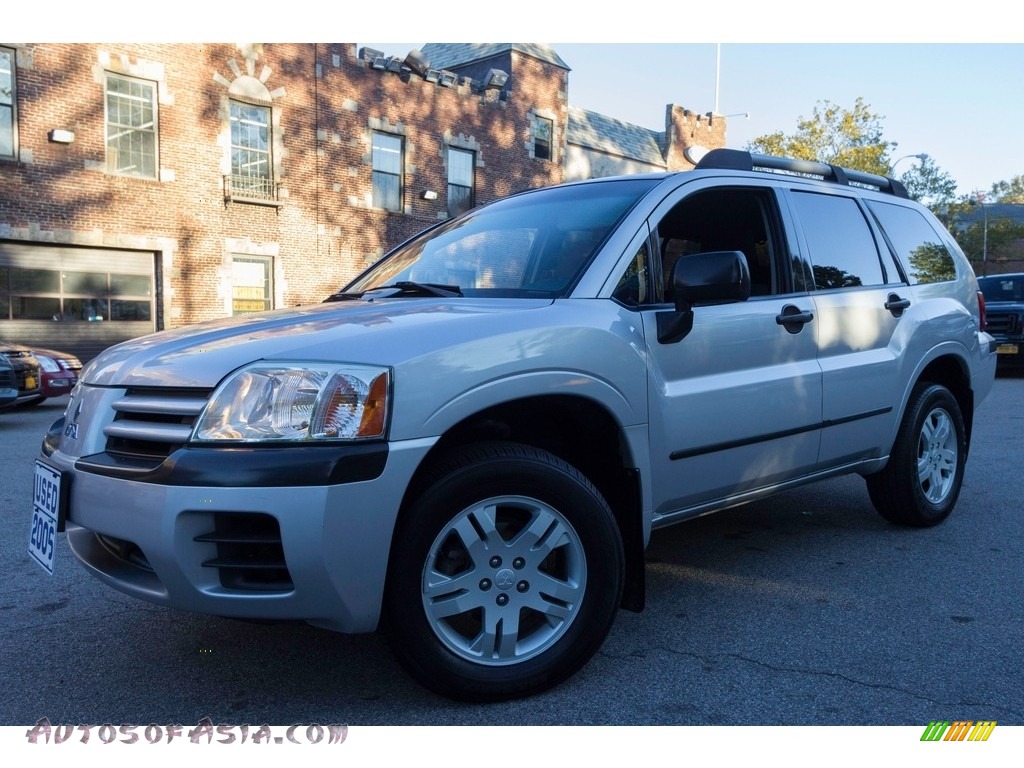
920;721;996;742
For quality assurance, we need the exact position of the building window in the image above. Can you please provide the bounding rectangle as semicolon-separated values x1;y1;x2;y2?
105;73;157;178
372;132;403;212
533;116;553;161
230;101;275;200
447;147;475;217
0;46;17;160
232;256;273;315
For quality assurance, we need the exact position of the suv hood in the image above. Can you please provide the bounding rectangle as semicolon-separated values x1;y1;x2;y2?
82;298;553;387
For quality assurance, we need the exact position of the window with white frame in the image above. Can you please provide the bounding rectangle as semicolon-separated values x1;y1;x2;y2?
533;115;553;161
230;100;274;200
231;255;273;315
372;132;403;212
105;73;157;178
1;46;17;160
447;147;475;217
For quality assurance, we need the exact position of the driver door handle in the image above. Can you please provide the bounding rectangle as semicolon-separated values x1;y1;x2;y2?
776;304;814;334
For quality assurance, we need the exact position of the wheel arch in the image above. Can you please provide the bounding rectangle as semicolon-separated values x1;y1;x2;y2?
394;393;647;612
912;352;975;454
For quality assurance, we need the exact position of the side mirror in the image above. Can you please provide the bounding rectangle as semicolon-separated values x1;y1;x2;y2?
657;250;751;344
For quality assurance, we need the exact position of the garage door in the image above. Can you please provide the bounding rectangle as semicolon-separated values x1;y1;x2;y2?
0;243;157;363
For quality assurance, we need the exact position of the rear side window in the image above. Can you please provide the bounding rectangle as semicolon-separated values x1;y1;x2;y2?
790;191;884;290
867;200;957;284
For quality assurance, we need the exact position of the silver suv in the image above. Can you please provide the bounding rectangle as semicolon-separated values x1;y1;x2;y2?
36;150;996;701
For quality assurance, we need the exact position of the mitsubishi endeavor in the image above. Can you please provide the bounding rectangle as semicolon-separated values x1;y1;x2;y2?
34;149;996;701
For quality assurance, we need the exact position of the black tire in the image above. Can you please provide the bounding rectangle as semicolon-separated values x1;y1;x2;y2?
384;441;624;701
866;382;966;527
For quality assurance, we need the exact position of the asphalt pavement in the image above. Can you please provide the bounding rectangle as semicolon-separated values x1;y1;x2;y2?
2;380;1022;727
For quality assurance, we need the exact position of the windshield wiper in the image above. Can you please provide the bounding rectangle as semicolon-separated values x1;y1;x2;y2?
324;281;463;303
391;281;463;297
323;290;364;302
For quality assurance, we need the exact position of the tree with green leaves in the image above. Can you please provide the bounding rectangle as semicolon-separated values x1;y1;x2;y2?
954;215;1024;274
746;97;894;176
747;98;962;218
895;154;958;211
988;175;1024;203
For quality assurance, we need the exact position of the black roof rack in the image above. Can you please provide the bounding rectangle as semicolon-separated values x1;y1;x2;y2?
695;148;909;199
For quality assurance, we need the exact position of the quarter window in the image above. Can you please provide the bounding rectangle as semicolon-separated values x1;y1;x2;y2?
533;116;553;160
372;132;403;212
447;147;475;217
105;73;157;178
1;46;17;160
230;101;274;200
867;201;954;284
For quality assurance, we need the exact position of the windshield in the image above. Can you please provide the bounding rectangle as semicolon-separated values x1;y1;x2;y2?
344;178;658;298
978;275;1024;302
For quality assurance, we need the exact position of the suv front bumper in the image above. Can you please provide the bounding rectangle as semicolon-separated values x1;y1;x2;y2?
44;436;436;633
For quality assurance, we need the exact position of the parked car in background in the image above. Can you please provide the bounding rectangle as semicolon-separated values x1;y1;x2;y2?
976;273;1024;370
0;355;17;409
25;347;83;405
0;342;41;409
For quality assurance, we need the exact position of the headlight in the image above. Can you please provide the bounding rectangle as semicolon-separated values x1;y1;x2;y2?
36;355;60;373
192;363;389;442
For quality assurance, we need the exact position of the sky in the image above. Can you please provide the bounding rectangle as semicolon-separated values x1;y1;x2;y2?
361;40;1024;197
11;3;1022;198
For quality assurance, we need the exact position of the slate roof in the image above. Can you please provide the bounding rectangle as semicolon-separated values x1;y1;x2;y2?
567;106;667;167
419;44;570;71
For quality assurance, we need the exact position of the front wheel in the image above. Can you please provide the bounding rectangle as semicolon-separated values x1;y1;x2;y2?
384;442;624;701
866;382;966;527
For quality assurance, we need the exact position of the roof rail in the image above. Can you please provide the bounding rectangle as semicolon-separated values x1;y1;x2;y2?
695;148;909;199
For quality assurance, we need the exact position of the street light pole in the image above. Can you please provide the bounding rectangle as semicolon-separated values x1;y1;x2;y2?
888;153;928;176
968;197;992;277
982;204;989;277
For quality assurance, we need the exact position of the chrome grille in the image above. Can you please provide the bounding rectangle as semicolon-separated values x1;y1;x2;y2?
103;387;212;459
985;311;1021;336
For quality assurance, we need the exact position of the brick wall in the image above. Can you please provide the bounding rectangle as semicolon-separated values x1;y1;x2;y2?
4;42;739;360
1;42;579;336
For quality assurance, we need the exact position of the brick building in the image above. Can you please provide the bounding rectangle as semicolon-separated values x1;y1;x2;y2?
0;42;728;360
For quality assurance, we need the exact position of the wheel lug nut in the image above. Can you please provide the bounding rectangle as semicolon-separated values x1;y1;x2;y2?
489;556;502;568
496;594;509;606
517;581;529;593
479;578;491;591
512;557;525;569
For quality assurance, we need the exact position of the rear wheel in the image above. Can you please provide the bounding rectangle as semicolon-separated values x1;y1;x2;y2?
867;382;966;527
385;442;624;701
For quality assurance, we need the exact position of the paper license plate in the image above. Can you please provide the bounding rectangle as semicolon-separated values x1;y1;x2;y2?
25;374;37;390
29;460;66;575
996;343;1019;355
